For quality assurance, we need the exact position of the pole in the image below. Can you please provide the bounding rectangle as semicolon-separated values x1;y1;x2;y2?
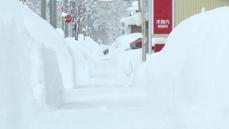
148;0;153;54
49;0;53;26
41;0;47;20
49;0;57;28
138;0;141;12
173;0;176;29
62;17;65;30
141;0;147;62
65;23;69;37
53;0;57;28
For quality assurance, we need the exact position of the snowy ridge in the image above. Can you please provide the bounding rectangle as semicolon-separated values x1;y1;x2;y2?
135;7;229;129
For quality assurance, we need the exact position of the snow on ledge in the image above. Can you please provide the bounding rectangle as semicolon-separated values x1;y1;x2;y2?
120;13;142;27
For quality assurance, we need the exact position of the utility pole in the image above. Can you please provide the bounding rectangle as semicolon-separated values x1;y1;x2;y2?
41;0;47;20
141;0;147;62
53;0;57;28
63;0;70;37
138;0;141;12
49;0;57;28
148;0;153;54
49;0;53;25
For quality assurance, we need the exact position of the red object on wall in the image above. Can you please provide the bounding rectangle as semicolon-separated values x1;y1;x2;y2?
154;44;165;53
65;15;72;23
154;0;173;34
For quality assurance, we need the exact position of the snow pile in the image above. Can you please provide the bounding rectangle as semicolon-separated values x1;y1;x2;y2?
135;7;229;129
65;37;92;87
56;28;65;38
152;37;167;46
65;35;103;69
22;5;74;89
1;1;146;129
109;33;142;85
0;1;75;128
120;13;141;27
76;35;103;60
121;1;141;27
113;33;142;51
0;1;37;129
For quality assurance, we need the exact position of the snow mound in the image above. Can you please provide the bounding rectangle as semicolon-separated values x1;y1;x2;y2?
66;36;103;64
120;13;142;27
0;2;37;129
0;1;75;128
22;5;74;89
56;28;65;38
113;33;142;51
135;7;229;129
108;34;143;86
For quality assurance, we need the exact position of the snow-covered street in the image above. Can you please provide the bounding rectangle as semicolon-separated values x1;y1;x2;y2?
2;0;229;129
0;2;148;129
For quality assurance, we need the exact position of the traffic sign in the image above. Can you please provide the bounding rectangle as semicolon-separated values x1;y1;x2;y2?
65;15;72;23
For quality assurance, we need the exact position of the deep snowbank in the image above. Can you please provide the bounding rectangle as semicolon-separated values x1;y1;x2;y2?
0;1;73;128
109;33;142;85
22;5;74;89
0;1;36;129
65;37;92;87
0;1;151;129
135;7;229;129
112;33;142;51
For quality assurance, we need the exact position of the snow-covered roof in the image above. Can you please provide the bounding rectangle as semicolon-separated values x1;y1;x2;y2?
120;12;142;27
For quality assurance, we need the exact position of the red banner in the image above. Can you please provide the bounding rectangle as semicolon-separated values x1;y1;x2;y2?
154;0;173;34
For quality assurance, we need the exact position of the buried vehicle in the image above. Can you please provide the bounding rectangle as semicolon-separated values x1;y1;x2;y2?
129;37;166;53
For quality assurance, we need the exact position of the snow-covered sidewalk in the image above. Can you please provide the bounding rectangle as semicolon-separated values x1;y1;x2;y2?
63;36;145;107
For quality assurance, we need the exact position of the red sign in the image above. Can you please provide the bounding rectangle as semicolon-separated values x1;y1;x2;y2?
65;15;72;23
154;0;173;34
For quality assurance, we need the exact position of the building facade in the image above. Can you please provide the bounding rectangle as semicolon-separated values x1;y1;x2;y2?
175;0;229;25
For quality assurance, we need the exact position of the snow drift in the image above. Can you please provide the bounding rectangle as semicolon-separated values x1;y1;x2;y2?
0;1;36;129
135;7;229;129
0;1;74;128
22;4;74;90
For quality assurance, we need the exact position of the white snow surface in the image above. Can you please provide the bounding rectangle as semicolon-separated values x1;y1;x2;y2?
108;33;143;86
64;36;133;89
56;28;65;38
0;2;147;128
135;7;229;129
22;5;74;89
120;12;142;27
113;33;142;51
0;1;71;128
2;1;229;129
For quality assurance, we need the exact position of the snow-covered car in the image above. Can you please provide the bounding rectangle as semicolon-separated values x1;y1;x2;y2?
129;37;166;53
